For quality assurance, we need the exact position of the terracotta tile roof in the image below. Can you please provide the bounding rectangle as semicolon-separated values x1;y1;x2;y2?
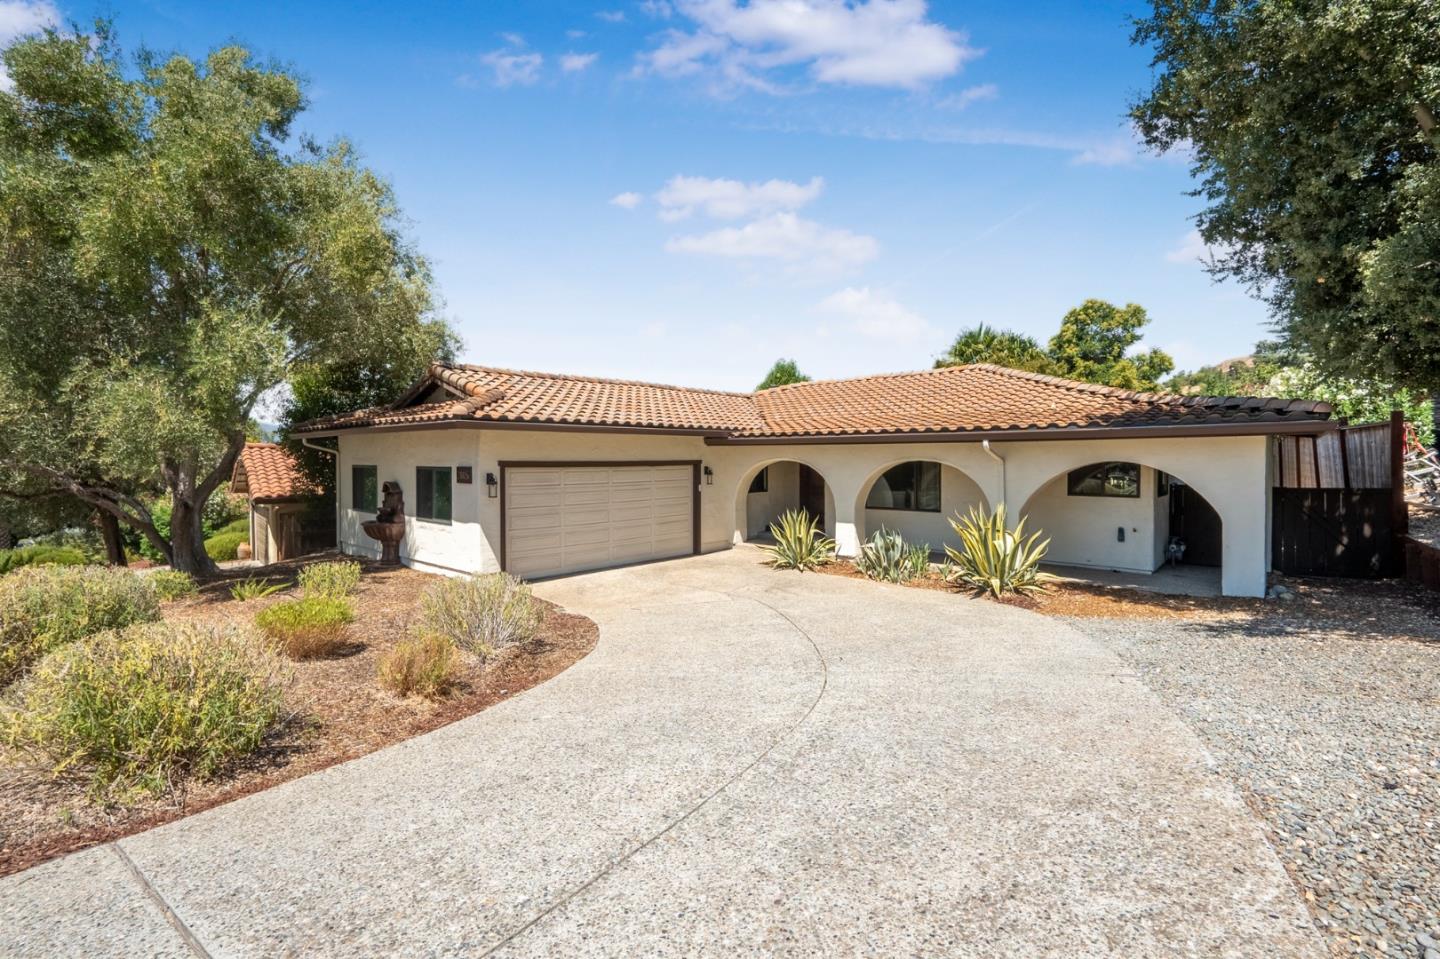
230;443;317;502
298;364;765;434
746;364;1332;436
294;362;1332;438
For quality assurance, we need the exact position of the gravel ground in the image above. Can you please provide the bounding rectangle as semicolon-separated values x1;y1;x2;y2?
1409;506;1440;550
1066;607;1440;959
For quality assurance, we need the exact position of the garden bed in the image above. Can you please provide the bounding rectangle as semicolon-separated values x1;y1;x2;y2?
0;554;597;877
810;556;1440;627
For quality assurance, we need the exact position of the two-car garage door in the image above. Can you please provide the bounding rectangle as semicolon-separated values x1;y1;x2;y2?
504;464;696;579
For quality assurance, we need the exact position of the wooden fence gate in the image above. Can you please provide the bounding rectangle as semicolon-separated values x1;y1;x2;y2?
1270;412;1408;578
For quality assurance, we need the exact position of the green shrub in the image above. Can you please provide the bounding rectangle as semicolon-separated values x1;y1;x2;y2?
148;570;197;601
254;596;353;659
204;531;248;562
216;518;250;536
377;634;455;699
854;529;932;583
762;509;835;571
297;561;361;599
2;623;288;800
0;545;90;576
943;504;1054;597
0;566;161;687
418;573;539;662
230;578;287;602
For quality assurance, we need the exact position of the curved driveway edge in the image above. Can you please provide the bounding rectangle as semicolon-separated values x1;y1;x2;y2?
1;549;1325;957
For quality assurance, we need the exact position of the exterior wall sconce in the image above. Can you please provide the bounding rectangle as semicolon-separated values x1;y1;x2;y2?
486;472;498;498
703;465;714;486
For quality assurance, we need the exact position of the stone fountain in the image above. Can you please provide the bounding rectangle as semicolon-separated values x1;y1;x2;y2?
361;481;406;566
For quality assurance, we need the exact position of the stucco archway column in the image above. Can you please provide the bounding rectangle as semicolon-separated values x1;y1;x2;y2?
827;474;865;558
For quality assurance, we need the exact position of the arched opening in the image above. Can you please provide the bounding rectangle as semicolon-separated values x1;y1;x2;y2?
1018;461;1223;594
853;459;990;555
734;459;835;544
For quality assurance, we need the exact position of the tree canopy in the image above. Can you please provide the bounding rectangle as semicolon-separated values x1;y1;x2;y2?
1131;0;1440;393
933;324;1057;375
0;24;451;571
1047;300;1174;390
935;300;1174;391
757;358;810;390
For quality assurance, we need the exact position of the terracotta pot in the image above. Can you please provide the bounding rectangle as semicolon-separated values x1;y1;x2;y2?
236;542;252;561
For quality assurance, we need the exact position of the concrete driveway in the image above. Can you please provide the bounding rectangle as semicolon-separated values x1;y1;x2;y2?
2;548;1324;957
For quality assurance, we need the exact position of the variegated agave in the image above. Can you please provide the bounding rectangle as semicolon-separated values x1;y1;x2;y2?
943;504;1054;596
762;509;835;572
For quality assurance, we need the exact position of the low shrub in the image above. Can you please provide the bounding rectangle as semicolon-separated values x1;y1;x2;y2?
0;545;89;576
377;634;456;699
203;531;248;562
762;509;835;572
297;561;361;599
418;573;539;662
230;578;287;602
0;566;161;687
148;570;197;602
853;529;932;583
254;596;353;659
216;518;250;536
943;504;1054;597
2;622;289;800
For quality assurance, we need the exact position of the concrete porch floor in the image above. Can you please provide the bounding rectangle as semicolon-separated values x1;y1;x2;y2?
1043;562;1224;597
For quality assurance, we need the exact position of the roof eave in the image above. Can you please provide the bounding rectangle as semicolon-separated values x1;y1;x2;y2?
294;418;737;439
704;419;1337;445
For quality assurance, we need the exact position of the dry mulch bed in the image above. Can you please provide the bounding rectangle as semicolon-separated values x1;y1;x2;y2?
812;558;1440;636
0;553;597;878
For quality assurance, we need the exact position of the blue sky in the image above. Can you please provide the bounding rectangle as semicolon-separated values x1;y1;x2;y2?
3;0;1271;391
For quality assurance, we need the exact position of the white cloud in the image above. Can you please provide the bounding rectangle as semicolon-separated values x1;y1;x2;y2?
566;29;587;39
642;320;668;337
560;51;599;73
816;286;933;341
665;211;878;273
479;48;543;87
639;0;977;93
1165;228;1232;266
641;0;674;17
936;82;997;111
0;0;58;90
655;174;823;221
610;191;644;209
596;9;626;22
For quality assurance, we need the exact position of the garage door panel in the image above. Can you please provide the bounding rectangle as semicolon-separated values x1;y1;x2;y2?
505;464;694;578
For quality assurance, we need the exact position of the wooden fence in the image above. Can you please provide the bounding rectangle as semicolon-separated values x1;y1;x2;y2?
1273;421;1391;489
1270;412;1408;578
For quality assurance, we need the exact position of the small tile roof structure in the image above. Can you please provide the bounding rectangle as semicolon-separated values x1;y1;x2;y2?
230;442;317;502
294;362;1333;440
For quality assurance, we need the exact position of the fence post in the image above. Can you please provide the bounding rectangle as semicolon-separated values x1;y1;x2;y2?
1391;409;1409;575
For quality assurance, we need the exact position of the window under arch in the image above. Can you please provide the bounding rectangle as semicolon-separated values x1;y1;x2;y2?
866;461;941;512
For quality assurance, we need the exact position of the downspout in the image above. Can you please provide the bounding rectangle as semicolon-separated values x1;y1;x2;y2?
301;437;340;553
981;440;1006;514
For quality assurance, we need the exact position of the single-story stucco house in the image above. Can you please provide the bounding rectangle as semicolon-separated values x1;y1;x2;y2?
229;442;317;564
294;362;1336;597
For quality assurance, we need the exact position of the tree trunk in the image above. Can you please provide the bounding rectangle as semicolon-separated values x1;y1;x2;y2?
168;492;217;575
97;510;127;566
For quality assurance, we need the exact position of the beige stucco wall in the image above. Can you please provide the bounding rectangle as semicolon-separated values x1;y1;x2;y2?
862;464;987;554
1023;465;1166;573
333;427;1272;596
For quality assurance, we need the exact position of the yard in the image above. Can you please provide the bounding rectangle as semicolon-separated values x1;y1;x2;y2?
0;555;597;877
1055;579;1440;959
812;533;1440;959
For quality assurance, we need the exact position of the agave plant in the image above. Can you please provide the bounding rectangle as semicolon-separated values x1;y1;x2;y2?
762;509;835;571
853;528;932;583
943;503;1054;597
